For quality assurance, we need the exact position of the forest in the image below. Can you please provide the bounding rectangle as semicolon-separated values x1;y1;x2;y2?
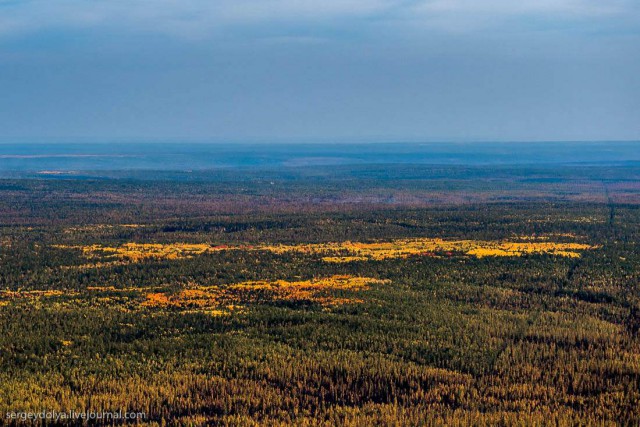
0;164;639;425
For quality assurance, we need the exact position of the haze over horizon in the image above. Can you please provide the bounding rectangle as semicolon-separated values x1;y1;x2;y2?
1;0;639;142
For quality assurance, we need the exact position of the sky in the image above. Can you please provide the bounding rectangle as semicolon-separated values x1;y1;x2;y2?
0;0;639;142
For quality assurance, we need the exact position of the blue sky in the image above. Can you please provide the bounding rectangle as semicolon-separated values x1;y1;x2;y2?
0;0;639;141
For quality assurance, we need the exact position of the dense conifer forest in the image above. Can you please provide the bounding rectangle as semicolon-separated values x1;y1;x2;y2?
1;164;639;425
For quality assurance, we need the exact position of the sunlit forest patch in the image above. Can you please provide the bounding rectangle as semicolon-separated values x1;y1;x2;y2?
54;237;596;266
226;275;389;307
0;276;388;315
140;275;387;313
0;290;70;307
54;242;230;262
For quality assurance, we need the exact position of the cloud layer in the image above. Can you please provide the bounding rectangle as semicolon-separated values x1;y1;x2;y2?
0;0;638;141
0;0;636;40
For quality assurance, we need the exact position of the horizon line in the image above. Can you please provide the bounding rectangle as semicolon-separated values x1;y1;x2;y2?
0;138;639;145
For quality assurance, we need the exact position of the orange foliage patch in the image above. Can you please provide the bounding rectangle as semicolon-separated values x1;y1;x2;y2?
138;275;388;314
0;275;384;313
228;275;388;306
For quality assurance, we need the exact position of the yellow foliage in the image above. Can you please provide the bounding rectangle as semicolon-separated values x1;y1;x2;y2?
0;290;66;299
54;243;230;262
321;256;370;263
228;275;389;306
55;236;596;266
266;238;595;262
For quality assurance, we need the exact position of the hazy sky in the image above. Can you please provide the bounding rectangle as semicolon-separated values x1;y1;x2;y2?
0;0;639;141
